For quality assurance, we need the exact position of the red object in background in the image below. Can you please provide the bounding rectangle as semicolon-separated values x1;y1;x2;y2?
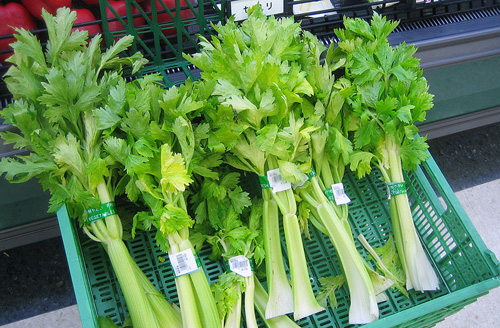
144;0;194;36
20;0;71;20
82;0;145;4
105;0;146;38
0;2;37;64
72;9;101;36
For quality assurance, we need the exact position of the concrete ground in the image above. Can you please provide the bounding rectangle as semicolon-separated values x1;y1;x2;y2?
1;122;499;328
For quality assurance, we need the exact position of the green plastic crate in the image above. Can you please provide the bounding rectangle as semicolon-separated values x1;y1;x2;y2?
57;153;500;328
45;1;500;326
98;0;226;86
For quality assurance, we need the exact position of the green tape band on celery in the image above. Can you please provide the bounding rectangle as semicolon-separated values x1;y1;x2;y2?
259;175;271;189
323;188;336;201
305;168;316;179
387;182;407;199
85;202;117;225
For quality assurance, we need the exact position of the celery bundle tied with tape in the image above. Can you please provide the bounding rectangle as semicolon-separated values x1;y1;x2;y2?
185;6;326;320
0;8;181;328
96;78;222;328
332;13;440;292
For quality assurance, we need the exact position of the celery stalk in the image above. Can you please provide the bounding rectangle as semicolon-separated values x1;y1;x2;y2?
244;275;259;328
93;183;161;328
253;276;301;328
132;262;183;328
262;190;294;318
171;230;220;328
316;202;378;323
299;177;379;324
168;234;203;328
273;188;324;320
224;284;242;328
386;136;439;291
189;266;221;328
281;211;325;320
106;239;161;328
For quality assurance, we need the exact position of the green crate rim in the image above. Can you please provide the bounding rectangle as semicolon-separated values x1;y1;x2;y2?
57;203;99;328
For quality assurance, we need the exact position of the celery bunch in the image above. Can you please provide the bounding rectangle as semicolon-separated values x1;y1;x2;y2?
0;8;180;328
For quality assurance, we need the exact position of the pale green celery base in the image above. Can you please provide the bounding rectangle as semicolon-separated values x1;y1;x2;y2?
169;236;203;328
106;239;161;328
175;273;203;328
262;194;293;318
385;138;440;292
244;275;258;328
307;177;378;323
224;284;242;328
93;186;162;328
131;261;183;328
315;202;379;324
253;276;301;328
269;187;323;320
189;269;221;328
393;194;440;291
282;212;325;320
176;237;221;328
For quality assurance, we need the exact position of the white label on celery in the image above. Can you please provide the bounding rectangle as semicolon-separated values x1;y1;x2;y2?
267;169;291;194
228;255;253;277
332;183;351;205
169;249;200;277
230;0;284;21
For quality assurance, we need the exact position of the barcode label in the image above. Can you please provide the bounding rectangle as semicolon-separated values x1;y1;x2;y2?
332;183;351;205
228;255;253;277
168;249;200;277
269;172;283;184
267;169;291;194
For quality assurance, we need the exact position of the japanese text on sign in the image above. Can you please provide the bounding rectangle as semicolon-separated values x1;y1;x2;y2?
230;0;284;21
